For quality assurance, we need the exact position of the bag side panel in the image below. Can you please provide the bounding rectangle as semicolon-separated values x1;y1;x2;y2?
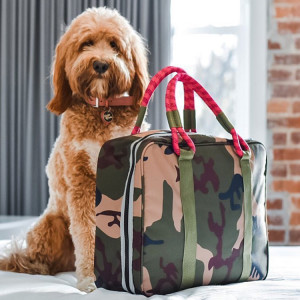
94;135;139;290
131;143;156;293
248;143;268;280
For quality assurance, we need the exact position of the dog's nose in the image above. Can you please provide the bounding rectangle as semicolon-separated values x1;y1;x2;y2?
93;61;109;74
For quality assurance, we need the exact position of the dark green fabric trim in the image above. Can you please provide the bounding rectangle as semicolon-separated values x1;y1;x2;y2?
216;112;234;134
183;110;191;130
136;106;147;127
190;110;196;130
239;150;253;281
167;110;182;128
183;110;196;130
179;149;197;289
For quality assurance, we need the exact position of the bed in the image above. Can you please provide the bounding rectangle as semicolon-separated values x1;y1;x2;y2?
0;217;299;299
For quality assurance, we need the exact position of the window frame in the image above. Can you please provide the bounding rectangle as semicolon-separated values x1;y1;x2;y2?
170;0;267;144
248;0;267;145
236;0;267;144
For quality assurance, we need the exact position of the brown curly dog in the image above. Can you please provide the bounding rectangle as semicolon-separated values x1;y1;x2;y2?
0;7;149;292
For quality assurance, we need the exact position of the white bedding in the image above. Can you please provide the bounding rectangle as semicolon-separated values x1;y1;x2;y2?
0;240;299;300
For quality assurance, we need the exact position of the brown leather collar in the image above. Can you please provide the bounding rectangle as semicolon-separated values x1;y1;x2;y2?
85;96;134;107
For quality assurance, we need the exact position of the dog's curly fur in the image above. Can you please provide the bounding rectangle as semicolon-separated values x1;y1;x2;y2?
0;7;149;292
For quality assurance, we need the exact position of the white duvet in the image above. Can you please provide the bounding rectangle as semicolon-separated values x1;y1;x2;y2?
0;241;299;300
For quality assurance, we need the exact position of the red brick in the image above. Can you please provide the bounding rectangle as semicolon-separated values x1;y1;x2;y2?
275;0;300;3
268;69;292;82
274;0;299;4
278;22;300;34
267;198;283;210
289;229;300;243
274;149;300;160
273;180;300;193
276;5;300;18
271;164;287;177
276;6;292;18
291;132;300;143
268;230;285;243
272;84;300;98
273;132;287;145
267;215;284;226
290;212;300;225
295;38;300;50
267;100;289;113
268;117;300;128
290;164;300;175
292;197;300;209
292;101;300;112
290;5;300;16
268;40;281;50
274;54;300;65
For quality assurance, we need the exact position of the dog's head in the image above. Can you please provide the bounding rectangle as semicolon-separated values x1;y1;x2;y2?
47;7;148;115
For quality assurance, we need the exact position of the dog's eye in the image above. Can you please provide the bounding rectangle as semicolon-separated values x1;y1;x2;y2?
80;40;94;50
110;41;118;49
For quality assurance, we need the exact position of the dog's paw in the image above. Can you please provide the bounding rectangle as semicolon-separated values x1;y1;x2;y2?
77;277;97;293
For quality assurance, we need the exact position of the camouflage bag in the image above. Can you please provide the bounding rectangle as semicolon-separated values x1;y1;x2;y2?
94;67;268;296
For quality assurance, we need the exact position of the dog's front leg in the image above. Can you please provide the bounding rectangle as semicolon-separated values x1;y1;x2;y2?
66;151;97;293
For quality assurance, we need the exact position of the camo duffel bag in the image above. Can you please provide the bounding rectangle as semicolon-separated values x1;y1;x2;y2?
94;66;268;296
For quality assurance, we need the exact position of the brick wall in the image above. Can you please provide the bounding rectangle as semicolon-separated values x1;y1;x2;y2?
268;0;300;244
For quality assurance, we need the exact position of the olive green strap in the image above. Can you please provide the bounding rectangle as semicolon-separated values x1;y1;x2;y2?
166;110;183;128
179;149;197;289
139;107;195;131
216;111;234;134
135;106;147;128
190;110;196;130
184;110;233;133
183;110;191;131
184;110;196;131
239;150;253;281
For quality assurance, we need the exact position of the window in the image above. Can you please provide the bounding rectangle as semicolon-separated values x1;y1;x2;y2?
171;0;267;143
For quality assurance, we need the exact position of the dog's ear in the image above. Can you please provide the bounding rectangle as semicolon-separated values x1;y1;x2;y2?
47;40;73;115
129;33;149;111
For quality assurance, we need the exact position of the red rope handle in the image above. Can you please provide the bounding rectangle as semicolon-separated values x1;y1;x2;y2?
132;66;194;134
141;66;187;107
166;73;222;115
183;85;195;110
170;128;196;156
131;126;141;135
160;75;196;155
166;73;250;157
